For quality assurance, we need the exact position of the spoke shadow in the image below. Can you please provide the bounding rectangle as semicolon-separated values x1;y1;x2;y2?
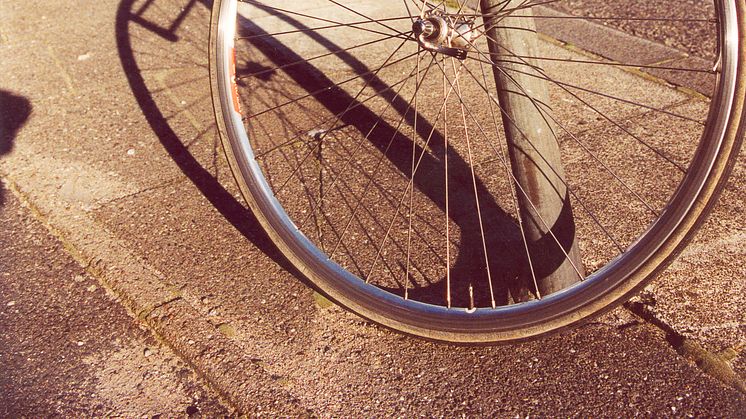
0;90;32;206
115;0;307;281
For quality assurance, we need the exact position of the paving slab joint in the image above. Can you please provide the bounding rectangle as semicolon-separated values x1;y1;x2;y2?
4;176;183;307
103;177;185;208
3;178;82;265
137;296;184;321
0;176;239;413
625;301;746;395
535;7;713;100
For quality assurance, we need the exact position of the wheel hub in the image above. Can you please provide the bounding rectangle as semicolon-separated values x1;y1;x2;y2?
412;13;474;59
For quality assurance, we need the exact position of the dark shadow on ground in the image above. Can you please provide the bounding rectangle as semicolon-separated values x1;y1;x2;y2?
115;0;309;282
0;90;32;207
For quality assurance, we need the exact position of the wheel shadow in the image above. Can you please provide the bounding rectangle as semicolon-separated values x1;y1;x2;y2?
115;0;311;282
0;90;32;206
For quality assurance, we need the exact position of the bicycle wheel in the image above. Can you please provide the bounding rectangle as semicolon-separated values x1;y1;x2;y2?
210;0;744;343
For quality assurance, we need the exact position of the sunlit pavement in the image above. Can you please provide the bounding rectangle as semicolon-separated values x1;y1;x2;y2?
0;0;744;415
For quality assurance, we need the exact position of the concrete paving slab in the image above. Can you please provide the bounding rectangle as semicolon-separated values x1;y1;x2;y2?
558;97;745;351
533;6;687;66
0;188;229;417
652;153;746;350
85;172;746;416
0;1;208;197
1;0;744;414
546;0;718;60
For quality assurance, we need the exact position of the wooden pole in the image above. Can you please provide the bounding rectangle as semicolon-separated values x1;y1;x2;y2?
479;0;584;296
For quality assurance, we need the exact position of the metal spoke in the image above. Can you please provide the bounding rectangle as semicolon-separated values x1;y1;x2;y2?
405;45;423;299
431;57;586;282
403;0;417;23
509;14;717;23
442;53;452;307
485;54;714;74
450;56;496;308
463;34;665;214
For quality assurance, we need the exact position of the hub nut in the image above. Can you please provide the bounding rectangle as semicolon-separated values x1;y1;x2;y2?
412;15;474;59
